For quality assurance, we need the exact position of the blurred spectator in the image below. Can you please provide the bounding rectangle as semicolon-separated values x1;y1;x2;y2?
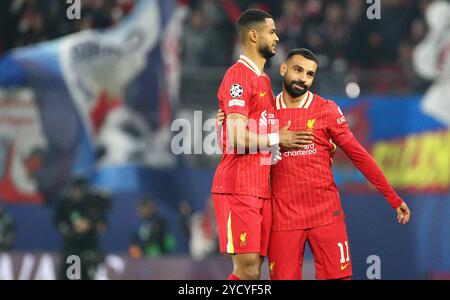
181;5;232;67
345;0;378;68
80;0;114;30
181;9;209;67
53;175;112;280
277;0;304;55
318;2;350;70
409;18;427;46
129;197;175;258
178;200;193;244
0;206;15;251
379;0;417;63
397;40;415;91
189;197;218;260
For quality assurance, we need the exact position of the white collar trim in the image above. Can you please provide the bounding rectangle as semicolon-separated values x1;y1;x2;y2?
238;55;263;76
276;91;314;109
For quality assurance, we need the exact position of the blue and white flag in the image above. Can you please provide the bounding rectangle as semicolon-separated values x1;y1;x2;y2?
0;0;185;203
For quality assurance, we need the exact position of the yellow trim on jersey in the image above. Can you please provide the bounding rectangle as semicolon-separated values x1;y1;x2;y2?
303;91;314;109
226;211;235;254
297;91;309;108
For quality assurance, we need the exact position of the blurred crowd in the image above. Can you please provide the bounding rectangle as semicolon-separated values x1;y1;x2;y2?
0;0;432;74
181;0;431;82
0;0;135;54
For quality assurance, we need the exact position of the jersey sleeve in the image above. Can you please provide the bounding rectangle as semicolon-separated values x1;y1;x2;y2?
326;100;354;146
218;70;253;117
340;136;404;209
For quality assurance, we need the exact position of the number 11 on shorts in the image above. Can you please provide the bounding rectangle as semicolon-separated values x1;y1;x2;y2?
338;241;350;263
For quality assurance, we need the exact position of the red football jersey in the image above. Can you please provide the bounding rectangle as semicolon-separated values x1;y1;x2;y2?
211;55;276;199
271;91;353;230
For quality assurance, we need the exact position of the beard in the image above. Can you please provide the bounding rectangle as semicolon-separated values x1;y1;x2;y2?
284;80;309;98
258;43;276;59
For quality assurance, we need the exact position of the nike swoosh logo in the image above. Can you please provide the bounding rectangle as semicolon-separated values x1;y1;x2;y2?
340;263;350;270
260;92;266;97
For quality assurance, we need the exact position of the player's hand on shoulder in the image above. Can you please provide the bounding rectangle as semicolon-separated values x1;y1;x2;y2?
216;109;225;126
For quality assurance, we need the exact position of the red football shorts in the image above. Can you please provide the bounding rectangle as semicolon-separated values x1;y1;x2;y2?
268;220;352;280
212;193;272;257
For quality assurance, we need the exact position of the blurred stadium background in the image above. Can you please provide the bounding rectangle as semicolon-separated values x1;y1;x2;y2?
0;0;448;279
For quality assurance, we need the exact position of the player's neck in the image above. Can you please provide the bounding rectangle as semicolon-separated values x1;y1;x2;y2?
241;49;266;74
282;88;309;109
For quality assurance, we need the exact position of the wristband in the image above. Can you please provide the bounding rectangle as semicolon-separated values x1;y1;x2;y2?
268;133;280;146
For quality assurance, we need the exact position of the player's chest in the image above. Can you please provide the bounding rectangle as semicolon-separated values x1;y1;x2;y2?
276;108;327;135
246;78;276;130
248;78;275;113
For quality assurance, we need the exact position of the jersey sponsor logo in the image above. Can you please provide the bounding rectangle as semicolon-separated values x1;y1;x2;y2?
228;99;245;107
230;84;243;98
340;263;350;270
259;91;267;97
239;232;247;247
283;143;317;157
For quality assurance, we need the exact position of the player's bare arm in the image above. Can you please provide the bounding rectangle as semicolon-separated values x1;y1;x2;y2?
219;110;314;150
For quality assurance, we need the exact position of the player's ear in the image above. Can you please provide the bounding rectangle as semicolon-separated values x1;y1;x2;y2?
280;62;287;76
249;29;258;43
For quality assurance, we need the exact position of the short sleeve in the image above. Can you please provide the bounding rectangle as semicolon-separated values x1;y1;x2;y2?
218;70;253;117
326;100;353;146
